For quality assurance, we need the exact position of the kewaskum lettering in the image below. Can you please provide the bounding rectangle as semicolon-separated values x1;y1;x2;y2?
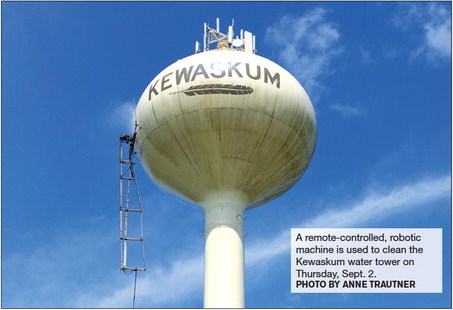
148;62;281;101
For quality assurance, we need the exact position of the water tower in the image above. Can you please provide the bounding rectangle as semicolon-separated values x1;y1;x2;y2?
134;19;317;308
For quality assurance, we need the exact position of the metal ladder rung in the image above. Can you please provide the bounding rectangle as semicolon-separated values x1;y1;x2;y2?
120;208;142;212
121;266;146;271
120;160;135;164
121;177;136;180
120;237;143;241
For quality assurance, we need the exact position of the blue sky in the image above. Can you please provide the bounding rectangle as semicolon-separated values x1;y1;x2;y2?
1;1;451;308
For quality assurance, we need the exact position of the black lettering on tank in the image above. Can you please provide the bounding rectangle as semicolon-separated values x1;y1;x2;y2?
264;68;280;88
228;62;243;77
245;63;261;80
191;64;209;81
210;62;226;78
148;79;160;101
175;66;194;85
161;72;173;92
148;62;282;102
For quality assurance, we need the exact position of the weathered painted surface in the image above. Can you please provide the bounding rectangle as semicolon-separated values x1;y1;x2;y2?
136;49;317;209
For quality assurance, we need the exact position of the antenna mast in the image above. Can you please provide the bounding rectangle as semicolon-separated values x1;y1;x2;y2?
195;18;256;54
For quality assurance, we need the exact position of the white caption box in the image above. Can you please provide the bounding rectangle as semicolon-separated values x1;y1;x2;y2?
291;228;442;293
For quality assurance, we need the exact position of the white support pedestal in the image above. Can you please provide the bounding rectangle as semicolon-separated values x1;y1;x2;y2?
202;193;246;308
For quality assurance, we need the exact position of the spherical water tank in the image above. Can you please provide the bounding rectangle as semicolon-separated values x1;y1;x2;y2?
135;49;317;210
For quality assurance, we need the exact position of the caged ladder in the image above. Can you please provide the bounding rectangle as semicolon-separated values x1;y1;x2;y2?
119;129;146;272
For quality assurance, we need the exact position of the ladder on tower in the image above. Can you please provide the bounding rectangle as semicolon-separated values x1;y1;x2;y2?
119;129;146;272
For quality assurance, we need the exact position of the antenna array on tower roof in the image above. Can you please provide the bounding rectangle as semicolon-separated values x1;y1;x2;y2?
195;18;256;54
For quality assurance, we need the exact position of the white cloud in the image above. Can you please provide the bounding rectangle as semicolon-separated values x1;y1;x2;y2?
392;4;424;30
424;16;451;59
2;216;118;308
330;103;364;117
359;46;374;64
264;9;342;100
3;174;449;308
246;174;450;264
304;175;450;228
109;100;137;133
393;3;451;63
94;174;450;307
92;256;204;308
382;46;399;60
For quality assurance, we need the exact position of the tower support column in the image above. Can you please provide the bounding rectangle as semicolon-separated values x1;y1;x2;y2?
202;194;246;308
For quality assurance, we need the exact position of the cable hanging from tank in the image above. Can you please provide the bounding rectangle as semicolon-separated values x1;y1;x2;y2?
119;122;146;308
